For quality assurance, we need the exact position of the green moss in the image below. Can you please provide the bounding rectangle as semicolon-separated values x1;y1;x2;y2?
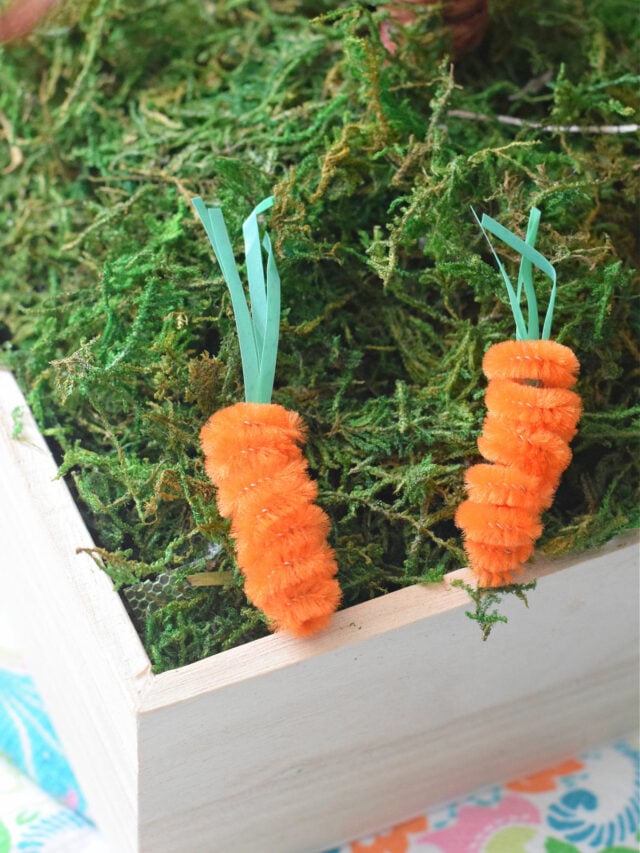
451;579;538;641
1;0;638;671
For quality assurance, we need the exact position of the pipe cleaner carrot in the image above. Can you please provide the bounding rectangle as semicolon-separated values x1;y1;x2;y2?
192;196;341;636
455;207;582;587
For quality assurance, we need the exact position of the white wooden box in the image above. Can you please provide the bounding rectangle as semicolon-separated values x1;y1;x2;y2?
0;367;638;853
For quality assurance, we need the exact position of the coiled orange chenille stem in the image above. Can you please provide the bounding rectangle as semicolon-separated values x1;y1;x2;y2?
456;207;582;587
455;339;582;586
193;196;341;636
200;402;341;636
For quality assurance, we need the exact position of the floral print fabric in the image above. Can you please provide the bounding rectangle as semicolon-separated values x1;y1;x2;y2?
0;757;105;853
0;626;87;822
332;741;639;853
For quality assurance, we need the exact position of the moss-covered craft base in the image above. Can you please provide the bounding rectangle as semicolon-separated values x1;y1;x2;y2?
1;0;638;671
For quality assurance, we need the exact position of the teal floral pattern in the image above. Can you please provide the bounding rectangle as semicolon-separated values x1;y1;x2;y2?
546;744;639;850
0;756;103;853
0;662;86;815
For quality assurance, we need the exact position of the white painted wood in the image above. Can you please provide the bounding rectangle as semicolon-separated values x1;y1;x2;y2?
0;369;151;851
0;368;638;853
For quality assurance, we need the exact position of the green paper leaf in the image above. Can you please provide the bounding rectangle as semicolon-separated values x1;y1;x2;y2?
473;207;528;340
474;206;557;340
242;198;269;356
518;206;541;339
258;227;281;404
193;196;280;403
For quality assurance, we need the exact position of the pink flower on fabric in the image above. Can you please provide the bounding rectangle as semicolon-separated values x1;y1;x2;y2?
416;795;541;852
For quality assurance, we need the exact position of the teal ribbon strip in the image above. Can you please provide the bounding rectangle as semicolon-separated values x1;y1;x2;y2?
473;206;557;341
192;196;280;403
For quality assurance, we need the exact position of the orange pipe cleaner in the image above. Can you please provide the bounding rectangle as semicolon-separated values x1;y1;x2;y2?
193;197;341;636
200;403;341;636
455;209;582;586
456;340;582;586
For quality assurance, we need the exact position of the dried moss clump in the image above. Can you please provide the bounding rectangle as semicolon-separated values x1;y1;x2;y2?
1;0;638;671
